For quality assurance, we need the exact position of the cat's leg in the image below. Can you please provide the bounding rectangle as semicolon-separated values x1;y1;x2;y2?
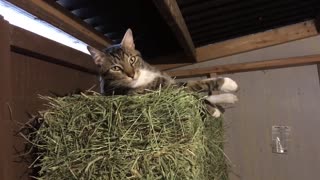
206;105;222;118
204;102;226;118
204;93;238;118
183;77;239;93
205;93;238;104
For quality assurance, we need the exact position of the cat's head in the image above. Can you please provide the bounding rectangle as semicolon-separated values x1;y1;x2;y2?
87;29;143;86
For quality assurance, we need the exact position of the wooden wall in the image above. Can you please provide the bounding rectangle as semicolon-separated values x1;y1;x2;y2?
170;35;320;180
0;17;99;180
224;65;320;180
1;13;320;179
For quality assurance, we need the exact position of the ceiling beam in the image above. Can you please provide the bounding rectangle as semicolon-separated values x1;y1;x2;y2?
196;20;318;62
155;20;318;70
7;0;113;49
153;0;196;60
167;54;320;78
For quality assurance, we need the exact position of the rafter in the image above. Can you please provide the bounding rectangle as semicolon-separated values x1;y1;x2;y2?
153;0;196;60
196;20;318;62
155;20;318;70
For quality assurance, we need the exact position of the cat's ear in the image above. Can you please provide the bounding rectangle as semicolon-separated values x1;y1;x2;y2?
87;46;105;66
121;28;135;50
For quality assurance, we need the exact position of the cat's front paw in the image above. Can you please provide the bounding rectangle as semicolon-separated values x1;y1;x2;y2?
205;104;223;118
206;93;238;104
211;108;222;118
220;77;239;92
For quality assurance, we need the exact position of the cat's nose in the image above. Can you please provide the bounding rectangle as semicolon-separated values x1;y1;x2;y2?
127;72;135;79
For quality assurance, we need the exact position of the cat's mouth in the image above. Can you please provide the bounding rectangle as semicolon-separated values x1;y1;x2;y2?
131;71;140;80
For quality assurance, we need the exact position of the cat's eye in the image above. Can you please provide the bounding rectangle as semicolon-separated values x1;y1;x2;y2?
129;56;137;64
111;66;121;71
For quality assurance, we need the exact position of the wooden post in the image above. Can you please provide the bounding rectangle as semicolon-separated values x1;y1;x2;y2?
317;64;320;86
208;73;218;78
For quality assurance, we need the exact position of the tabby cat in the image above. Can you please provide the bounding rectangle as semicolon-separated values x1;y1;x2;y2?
87;29;238;117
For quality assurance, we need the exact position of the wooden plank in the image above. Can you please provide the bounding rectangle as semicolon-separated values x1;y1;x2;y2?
0;16;14;180
6;22;100;179
8;52;99;180
153;0;196;59
7;0;112;49
196;20;318;62
167;54;320;78
10;26;98;75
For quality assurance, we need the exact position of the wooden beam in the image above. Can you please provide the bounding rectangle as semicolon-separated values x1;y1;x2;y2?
155;63;192;71
7;0;113;49
153;0;196;59
10;25;97;74
167;54;320;78
196;20;318;62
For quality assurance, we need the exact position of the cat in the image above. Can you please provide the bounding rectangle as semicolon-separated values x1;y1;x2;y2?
87;29;238;117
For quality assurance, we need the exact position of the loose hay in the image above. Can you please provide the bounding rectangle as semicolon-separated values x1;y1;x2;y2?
24;88;228;180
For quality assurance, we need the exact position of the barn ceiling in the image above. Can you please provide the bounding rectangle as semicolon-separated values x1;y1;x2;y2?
55;0;183;61
11;0;320;65
178;0;320;47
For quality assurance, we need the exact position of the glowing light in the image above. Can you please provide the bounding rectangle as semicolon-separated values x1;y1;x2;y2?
0;0;89;54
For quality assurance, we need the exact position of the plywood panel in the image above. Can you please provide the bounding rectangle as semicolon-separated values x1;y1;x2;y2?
0;20;100;179
9;52;99;179
223;65;320;180
0;16;14;180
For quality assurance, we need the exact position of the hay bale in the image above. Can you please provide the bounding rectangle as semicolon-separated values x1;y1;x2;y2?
26;88;228;180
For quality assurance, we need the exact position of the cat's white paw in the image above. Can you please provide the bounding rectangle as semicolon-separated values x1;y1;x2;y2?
220;77;238;92
206;93;238;104
211;108;222;118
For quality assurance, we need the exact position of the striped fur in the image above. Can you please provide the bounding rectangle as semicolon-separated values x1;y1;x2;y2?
87;29;239;117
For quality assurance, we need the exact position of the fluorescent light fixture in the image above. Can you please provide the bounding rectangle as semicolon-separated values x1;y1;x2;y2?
0;0;89;54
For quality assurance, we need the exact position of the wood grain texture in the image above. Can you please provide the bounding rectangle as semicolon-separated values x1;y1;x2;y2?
7;0;112;49
9;52;98;179
0;16;14;180
153;0;196;59
167;54;320;78
0;22;99;179
197;20;318;62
